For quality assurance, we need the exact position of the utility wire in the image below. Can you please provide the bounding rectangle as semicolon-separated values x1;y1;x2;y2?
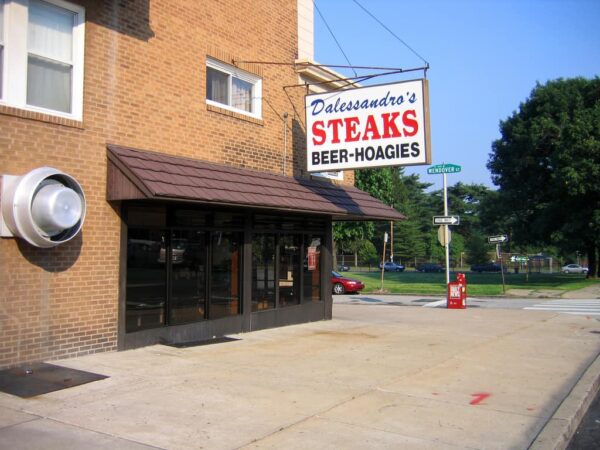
313;1;358;77
352;0;429;67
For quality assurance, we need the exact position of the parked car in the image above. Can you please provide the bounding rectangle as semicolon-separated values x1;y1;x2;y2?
338;264;350;272
470;263;503;273
561;264;588;274
331;271;365;294
416;263;444;273
379;261;405;272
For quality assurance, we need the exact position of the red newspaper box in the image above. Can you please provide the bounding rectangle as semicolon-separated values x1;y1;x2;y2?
456;273;467;300
447;282;466;309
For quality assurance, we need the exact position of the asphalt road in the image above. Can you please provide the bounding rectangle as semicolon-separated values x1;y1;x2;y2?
567;387;600;450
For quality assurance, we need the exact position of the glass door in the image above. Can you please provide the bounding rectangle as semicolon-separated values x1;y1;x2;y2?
169;230;207;325
126;229;167;332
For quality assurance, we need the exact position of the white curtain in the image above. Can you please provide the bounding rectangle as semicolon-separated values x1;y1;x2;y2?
0;0;4;38
27;0;74;113
207;67;228;105
0;0;4;99
232;77;252;112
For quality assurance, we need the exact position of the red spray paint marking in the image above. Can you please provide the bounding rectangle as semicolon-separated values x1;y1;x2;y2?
470;393;491;405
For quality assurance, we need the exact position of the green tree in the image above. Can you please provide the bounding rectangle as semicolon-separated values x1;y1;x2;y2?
447;183;495;240
488;77;600;277
465;232;490;265
333;167;395;264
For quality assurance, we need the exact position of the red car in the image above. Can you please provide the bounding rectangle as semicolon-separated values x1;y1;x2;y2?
331;271;365;294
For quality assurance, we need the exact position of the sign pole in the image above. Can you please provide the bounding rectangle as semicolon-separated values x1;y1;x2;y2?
380;232;388;291
443;172;450;285
498;244;506;293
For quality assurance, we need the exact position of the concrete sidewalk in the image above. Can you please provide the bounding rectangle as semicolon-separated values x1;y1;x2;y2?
1;305;599;449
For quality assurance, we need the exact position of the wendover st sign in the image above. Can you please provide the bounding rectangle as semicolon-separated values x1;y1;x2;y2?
427;163;462;174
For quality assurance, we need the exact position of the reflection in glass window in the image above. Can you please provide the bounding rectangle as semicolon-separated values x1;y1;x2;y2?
303;235;322;302
126;229;166;332
252;234;276;311
170;230;207;325
232;77;252;112
210;232;242;319
279;235;300;307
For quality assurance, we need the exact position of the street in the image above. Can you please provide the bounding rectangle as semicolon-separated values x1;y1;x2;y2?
334;294;600;316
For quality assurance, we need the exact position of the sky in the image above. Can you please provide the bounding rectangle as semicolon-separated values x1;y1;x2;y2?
313;0;600;190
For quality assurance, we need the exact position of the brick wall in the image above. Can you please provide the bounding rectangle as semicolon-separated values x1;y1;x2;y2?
0;0;352;368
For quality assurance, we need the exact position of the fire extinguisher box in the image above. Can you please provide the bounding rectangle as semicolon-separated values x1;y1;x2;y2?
447;282;466;309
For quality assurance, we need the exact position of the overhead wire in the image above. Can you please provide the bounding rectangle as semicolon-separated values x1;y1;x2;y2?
351;0;430;68
313;1;358;78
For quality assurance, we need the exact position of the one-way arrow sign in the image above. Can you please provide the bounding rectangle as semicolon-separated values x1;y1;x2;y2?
433;215;460;225
488;235;508;244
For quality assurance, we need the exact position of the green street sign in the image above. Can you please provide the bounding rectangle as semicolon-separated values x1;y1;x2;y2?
427;163;462;174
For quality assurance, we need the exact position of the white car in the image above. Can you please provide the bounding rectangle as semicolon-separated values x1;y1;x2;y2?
561;264;588;274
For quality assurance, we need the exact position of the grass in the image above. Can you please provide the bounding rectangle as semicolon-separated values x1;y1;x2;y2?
347;270;599;296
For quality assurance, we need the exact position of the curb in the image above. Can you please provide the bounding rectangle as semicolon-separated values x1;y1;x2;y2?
529;352;600;450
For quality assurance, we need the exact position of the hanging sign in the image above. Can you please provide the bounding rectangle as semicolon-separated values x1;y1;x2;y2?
305;79;432;172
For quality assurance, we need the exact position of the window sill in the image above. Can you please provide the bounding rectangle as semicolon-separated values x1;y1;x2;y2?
207;103;263;126
0;104;83;129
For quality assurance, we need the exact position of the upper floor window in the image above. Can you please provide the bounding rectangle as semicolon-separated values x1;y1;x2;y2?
0;1;4;99
0;0;85;120
312;171;343;181
206;58;262;119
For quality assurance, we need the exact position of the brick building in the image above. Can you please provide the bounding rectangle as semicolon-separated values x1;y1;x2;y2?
0;0;401;368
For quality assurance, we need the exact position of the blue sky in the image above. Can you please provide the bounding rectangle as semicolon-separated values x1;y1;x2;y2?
313;0;600;189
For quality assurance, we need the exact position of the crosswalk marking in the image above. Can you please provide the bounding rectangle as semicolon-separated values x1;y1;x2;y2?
423;299;447;308
524;299;600;316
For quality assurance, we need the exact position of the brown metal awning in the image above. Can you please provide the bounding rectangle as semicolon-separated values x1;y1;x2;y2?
106;144;405;221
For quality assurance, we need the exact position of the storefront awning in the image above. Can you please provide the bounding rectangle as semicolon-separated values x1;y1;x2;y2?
107;144;405;221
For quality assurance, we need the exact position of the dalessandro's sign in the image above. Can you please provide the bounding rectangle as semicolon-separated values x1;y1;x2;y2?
305;79;431;172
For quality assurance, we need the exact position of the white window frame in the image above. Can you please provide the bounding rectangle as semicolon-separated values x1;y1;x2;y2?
312;171;344;181
206;57;262;120
0;0;85;121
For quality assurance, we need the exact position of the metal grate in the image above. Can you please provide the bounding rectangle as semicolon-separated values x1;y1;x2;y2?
164;336;241;348
0;363;108;398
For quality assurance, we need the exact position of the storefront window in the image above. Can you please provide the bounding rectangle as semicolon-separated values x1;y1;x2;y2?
210;232;242;319
303;235;322;302
126;229;166;332
252;234;276;311
169;230;207;325
279;235;300;307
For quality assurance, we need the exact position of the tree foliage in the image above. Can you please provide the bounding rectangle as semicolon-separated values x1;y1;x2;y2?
488;77;600;276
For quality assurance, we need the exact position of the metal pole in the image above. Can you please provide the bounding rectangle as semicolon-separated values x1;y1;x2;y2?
380;239;387;291
390;221;394;262
498;244;506;293
282;112;288;175
443;172;450;285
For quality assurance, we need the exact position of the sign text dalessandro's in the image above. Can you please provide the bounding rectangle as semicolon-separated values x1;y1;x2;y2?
305;79;432;172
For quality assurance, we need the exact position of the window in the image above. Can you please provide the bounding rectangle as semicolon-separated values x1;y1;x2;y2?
312;171;344;181
0;0;4;98
206;58;262;119
0;0;85;120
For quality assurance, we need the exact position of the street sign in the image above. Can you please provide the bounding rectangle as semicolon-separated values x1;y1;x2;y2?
437;226;451;246
488;235;508;244
510;256;528;263
433;215;460;225
427;163;462;174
